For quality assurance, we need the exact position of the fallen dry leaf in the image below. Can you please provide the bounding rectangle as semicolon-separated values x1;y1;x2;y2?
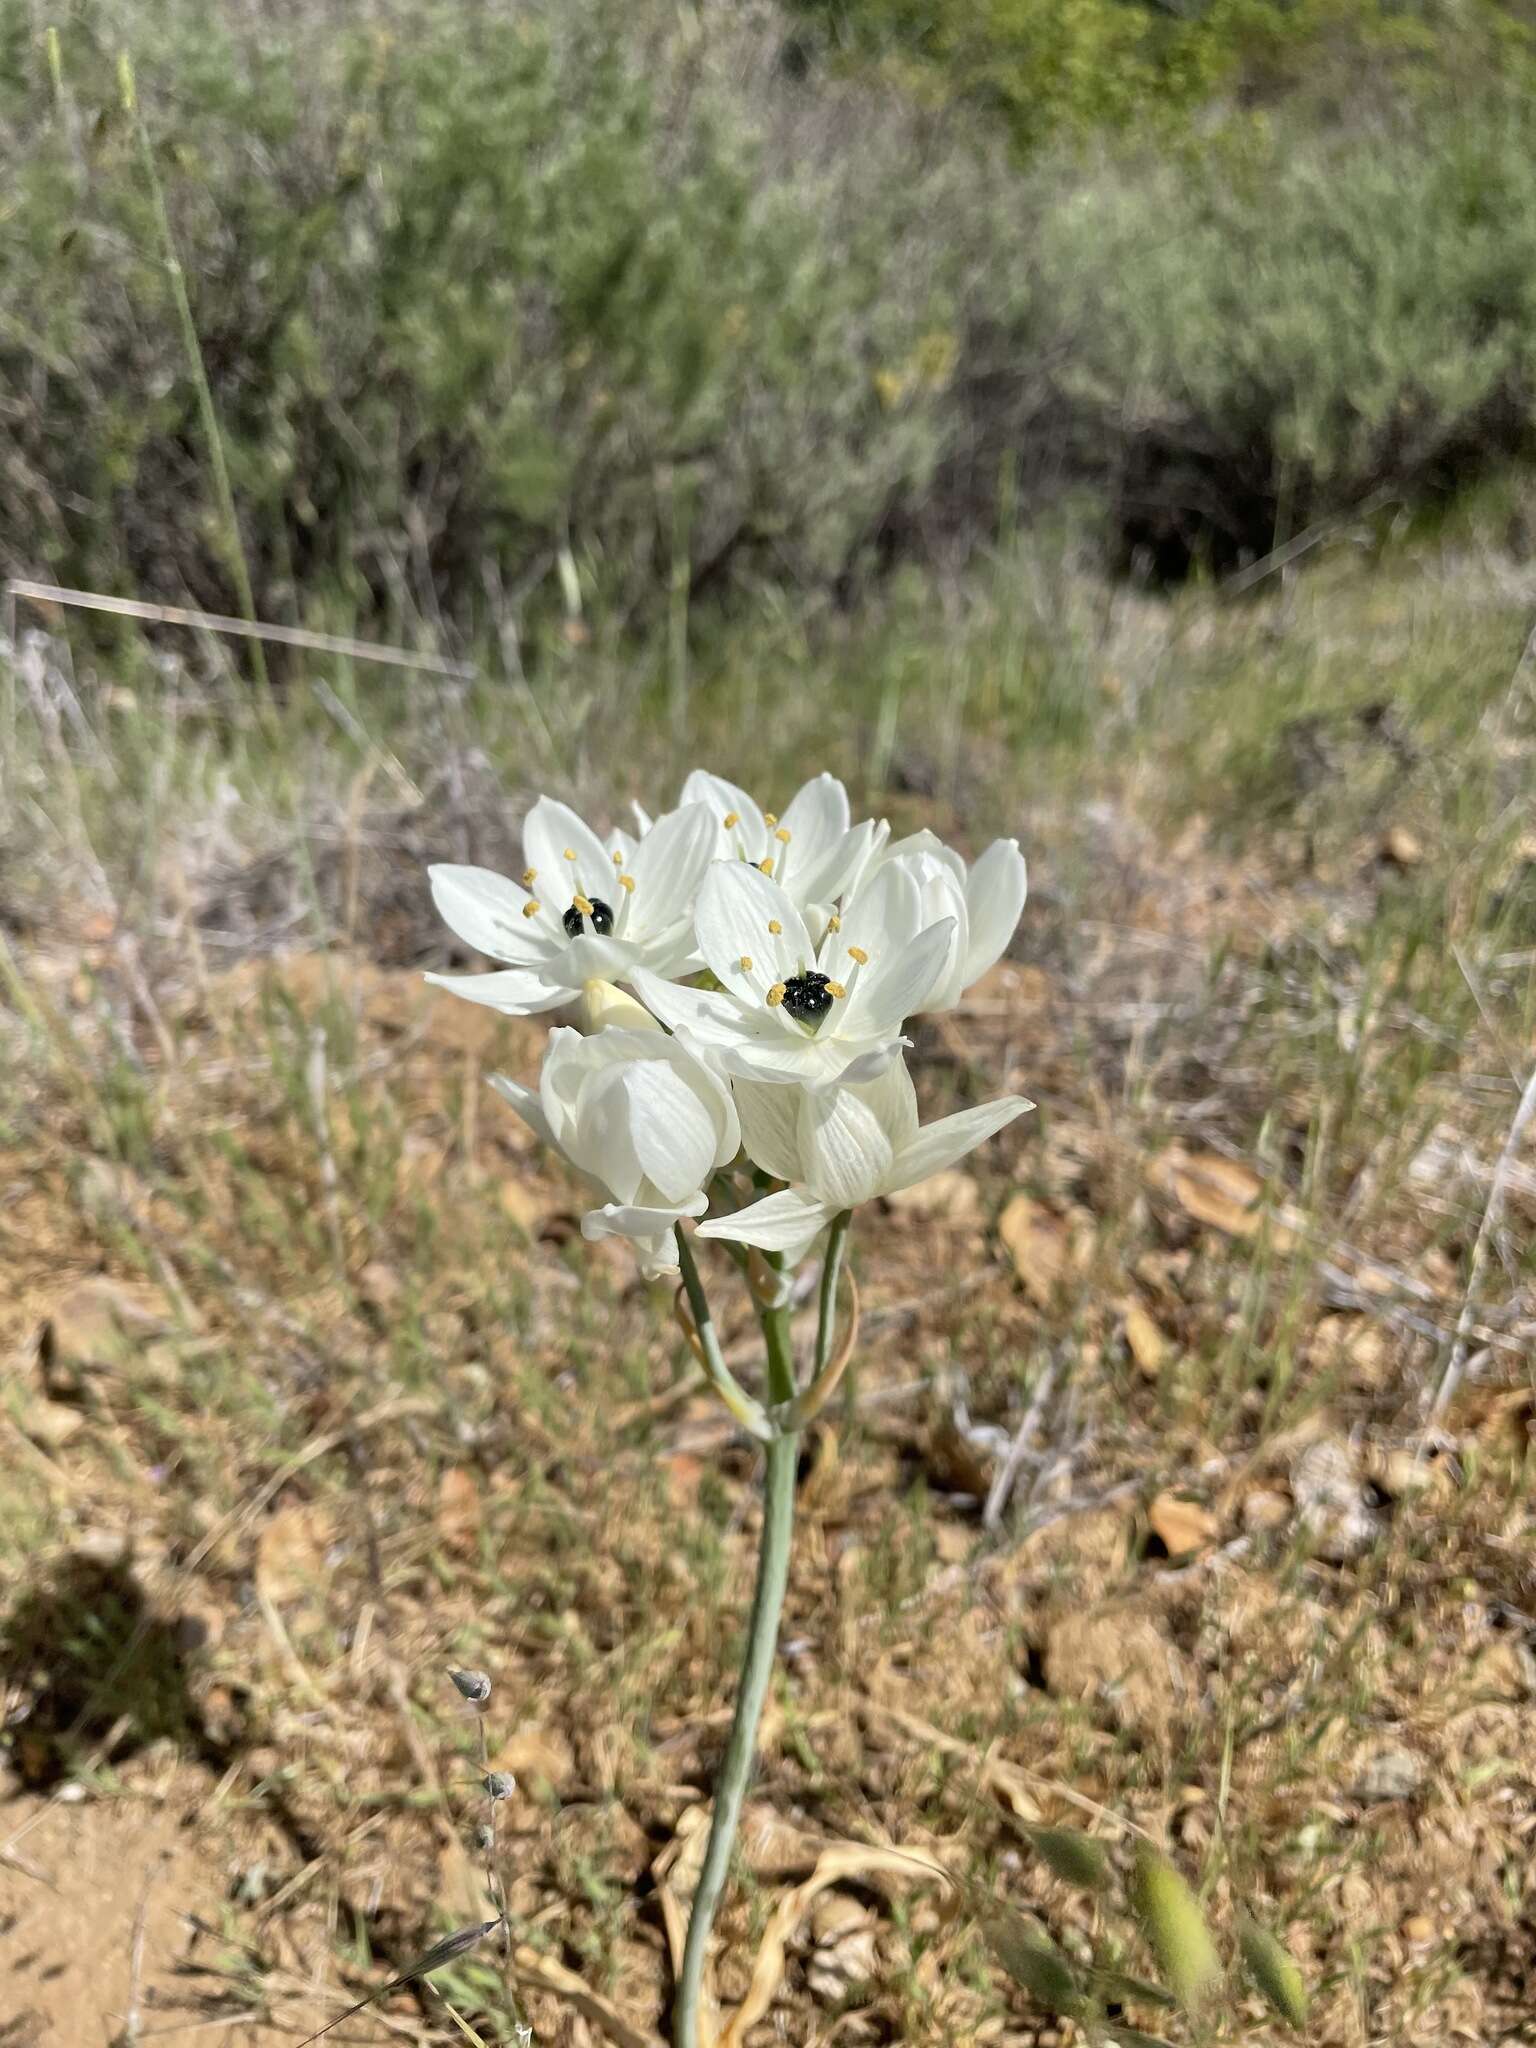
1155;1149;1296;1249
255;1503;333;1606
1148;1492;1219;1559
436;1466;481;1555
998;1194;1075;1306
1123;1302;1171;1378
883;1168;981;1225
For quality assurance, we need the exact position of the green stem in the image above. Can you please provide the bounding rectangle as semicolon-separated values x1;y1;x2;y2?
672;1291;799;2048
673;1226;772;1443
813;1212;851;1378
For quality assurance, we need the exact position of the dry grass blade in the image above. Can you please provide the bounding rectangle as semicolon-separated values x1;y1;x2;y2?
287;1918;503;2048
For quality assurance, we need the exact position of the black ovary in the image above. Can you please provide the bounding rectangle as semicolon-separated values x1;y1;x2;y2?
782;971;833;1024
563;896;615;938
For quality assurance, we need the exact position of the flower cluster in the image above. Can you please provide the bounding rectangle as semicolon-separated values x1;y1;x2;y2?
428;771;1031;1276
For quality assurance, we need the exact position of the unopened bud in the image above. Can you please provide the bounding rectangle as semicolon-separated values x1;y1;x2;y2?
580;979;661;1034
482;1771;516;1801
448;1667;492;1705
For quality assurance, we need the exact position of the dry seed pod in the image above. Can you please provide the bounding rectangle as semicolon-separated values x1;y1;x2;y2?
979;1906;1084;2016
1129;1842;1221;2011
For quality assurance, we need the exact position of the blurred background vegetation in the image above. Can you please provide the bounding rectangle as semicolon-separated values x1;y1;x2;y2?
8;0;1536;644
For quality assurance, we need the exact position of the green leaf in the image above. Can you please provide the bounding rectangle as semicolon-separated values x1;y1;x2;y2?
1238;1916;1310;2029
1025;1824;1113;1891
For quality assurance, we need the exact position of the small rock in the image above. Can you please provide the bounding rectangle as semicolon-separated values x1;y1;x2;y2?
1241;1487;1292;1534
36;1278;174;1397
1353;1744;1425;1802
70;1527;132;1569
1401;1913;1436;1946
1380;824;1424;869
356;1260;403;1314
1292;1438;1378;1562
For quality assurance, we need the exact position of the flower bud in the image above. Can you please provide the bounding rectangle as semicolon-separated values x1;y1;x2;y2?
448;1667;492;1705
482;1771;517;1801
1129;1841;1222;2011
580;979;661;1034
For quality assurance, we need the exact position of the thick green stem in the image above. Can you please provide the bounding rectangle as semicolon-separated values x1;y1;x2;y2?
672;1291;798;2048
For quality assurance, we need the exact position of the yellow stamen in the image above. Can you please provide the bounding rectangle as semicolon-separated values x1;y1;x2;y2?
522;868;537;886
722;810;740;829
774;827;791;844
768;919;782;935
739;954;753;971
522;900;541;919
847;944;869;965
611;849;624;865
826;980;846;999
562;847;577;861
758;857;774;875
827;914;842;931
573;893;594;916
764;812;778;826
766;982;786;1007
619;873;636;892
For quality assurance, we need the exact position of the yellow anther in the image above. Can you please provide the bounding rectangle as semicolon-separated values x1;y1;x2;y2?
522;900;541;919
758;857;775;875
573;893;595;916
768;919;782;935
827;914;842;931
848;944;869;965
722;810;740;829
562;847;577;861
619;873;636;892
739;954;753;971
774;827;791;844
611;849;624;865
764;812;778;826
826;980;847;999
767;982;786;1007
522;868;537;886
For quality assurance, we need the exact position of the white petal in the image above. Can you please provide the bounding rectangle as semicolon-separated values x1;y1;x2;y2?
572;1064;646;1203
679;770;767;857
630;800;654;836
838;916;955;1038
881;828;966;887
889;1094;1033;1190
697;1188;835;1259
778;773;850;871
792;816;881;910
696;862;813;1004
848;1056;920;1154
733;1079;808;1182
798;1083;895;1209
622;802;716;938
581;1195;705;1259
629;967;766;1050
487;1073;557;1149
522;797;617;909
430;864;551;964
837;859;924;958
620;1058;721;1205
962;839;1028;988
425;967;570;1015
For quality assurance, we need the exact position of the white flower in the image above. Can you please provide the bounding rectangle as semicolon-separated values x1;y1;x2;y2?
700;1059;1031;1262
427;796;715;1016
677;769;886;920
872;830;1028;1014
490;1026;740;1277
632;858;955;1087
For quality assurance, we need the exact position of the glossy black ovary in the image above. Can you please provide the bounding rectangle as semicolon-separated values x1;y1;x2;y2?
562;896;615;938
781;971;834;1024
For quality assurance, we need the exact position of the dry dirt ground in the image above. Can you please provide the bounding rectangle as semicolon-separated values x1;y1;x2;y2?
3;790;1535;2048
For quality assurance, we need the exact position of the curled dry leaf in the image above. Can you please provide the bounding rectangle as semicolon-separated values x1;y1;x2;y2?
1122;1303;1171;1379
716;1841;946;2048
1148;1492;1219;1560
1153;1150;1296;1250
999;1194;1078;1307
